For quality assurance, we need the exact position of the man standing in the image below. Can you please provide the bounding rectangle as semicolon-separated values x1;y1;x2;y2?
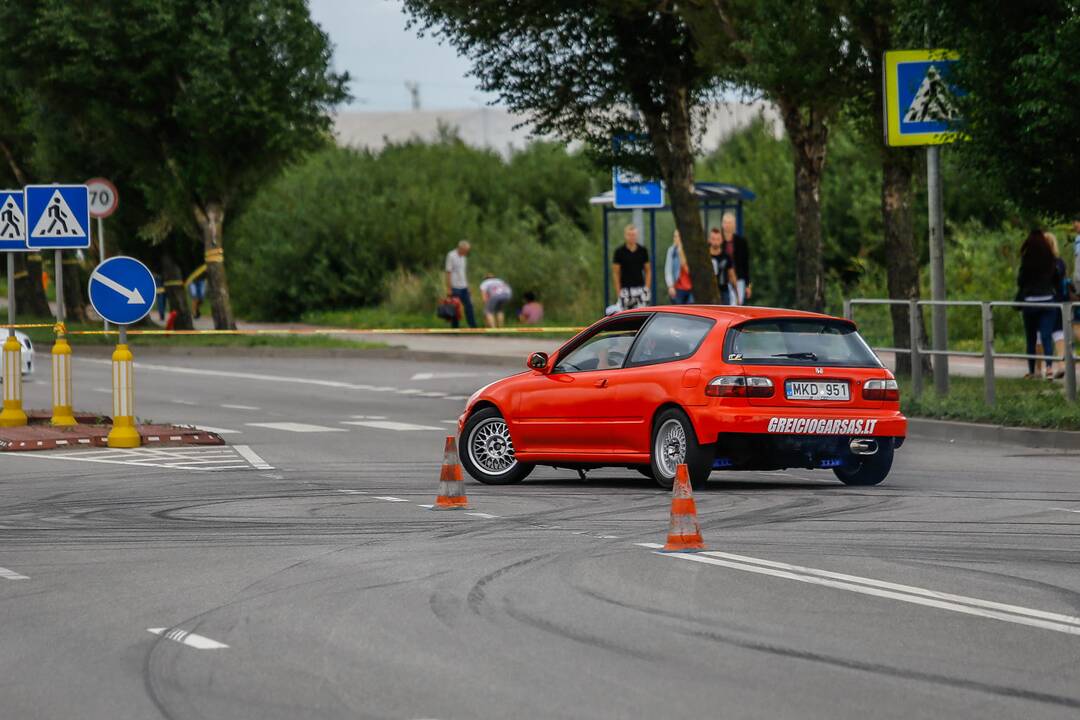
664;229;694;304
613;224;651;309
709;227;739;305
445;240;477;329
722;212;752;304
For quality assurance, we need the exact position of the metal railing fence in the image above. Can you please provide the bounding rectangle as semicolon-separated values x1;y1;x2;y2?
844;298;1077;404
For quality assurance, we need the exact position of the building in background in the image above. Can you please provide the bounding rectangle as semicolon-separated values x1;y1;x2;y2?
333;101;781;156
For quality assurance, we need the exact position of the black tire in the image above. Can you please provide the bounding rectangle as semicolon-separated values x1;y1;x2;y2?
459;407;534;485
649;407;713;490
833;440;894;486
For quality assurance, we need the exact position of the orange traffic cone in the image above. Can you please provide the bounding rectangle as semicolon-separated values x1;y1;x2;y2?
661;464;705;552
433;435;469;510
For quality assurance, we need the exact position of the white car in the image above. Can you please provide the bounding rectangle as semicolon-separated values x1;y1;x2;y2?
0;331;34;376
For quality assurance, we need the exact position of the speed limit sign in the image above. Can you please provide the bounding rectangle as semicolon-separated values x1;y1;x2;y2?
86;177;119;219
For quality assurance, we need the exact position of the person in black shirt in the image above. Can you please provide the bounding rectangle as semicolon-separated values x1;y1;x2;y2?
613;224;651;309
721;212;752;303
708;227;739;304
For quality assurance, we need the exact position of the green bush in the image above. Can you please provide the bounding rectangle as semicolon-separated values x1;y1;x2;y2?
230;133;605;323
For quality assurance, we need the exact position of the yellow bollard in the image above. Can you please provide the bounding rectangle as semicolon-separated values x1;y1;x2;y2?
107;343;139;448
50;331;77;426
0;333;27;427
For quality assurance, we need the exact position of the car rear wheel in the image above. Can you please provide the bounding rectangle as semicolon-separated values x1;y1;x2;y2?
459;407;534;485
650;408;712;490
833;440;894;486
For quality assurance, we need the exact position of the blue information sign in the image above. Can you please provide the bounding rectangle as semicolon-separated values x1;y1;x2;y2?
612;168;665;209
0;190;26;251
24;184;91;249
88;256;157;325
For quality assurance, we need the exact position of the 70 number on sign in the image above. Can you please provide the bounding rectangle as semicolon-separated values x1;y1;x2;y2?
86;178;119;219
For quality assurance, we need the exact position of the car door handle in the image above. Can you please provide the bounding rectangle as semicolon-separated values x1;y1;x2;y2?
594;378;608;388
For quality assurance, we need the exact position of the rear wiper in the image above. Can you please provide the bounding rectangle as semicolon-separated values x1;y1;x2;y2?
771;352;818;361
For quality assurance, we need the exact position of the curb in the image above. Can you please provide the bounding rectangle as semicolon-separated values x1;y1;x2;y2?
907;418;1080;451
68;344;523;367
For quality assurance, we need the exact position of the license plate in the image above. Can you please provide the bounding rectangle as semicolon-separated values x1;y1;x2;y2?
785;380;849;401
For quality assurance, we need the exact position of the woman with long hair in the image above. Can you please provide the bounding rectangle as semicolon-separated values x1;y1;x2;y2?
1017;229;1061;378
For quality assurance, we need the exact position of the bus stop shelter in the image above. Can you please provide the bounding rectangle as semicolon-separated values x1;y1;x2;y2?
589;182;756;312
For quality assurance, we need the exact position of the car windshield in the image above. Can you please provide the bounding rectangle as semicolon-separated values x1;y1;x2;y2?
726;318;882;367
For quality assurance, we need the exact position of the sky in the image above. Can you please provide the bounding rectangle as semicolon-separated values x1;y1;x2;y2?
307;0;499;111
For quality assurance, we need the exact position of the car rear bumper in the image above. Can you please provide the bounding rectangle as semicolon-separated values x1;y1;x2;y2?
688;406;907;443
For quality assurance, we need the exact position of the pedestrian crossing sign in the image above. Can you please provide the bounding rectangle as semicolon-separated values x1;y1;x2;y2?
24;184;91;249
0;190;26;251
883;50;963;147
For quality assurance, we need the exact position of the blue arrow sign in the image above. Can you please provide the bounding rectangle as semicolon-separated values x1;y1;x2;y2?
0;190;26;251
24;184;91;249
88;256;157;325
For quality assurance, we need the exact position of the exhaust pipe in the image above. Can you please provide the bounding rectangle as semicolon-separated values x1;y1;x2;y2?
849;438;878;456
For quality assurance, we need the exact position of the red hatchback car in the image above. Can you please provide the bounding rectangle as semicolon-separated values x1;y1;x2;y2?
457;306;907;489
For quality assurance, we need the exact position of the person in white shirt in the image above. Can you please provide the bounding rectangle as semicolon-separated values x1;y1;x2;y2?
444;240;476;329
479;274;513;328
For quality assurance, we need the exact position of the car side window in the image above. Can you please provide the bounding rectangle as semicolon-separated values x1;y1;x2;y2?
553;317;648;373
627;313;714;366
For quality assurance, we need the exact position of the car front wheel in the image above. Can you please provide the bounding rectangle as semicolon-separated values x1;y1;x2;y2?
459;407;534;485
650;408;712;490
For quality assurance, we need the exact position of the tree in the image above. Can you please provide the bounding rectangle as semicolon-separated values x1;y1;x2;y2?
0;0;349;329
402;0;723;304
840;0;932;376
683;0;861;311
928;1;1080;218
0;72;53;318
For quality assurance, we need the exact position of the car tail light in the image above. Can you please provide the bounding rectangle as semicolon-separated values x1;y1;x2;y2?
863;378;899;401
706;376;774;398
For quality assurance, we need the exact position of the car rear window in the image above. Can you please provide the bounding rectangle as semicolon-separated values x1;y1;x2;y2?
628;313;714;366
725;318;882;368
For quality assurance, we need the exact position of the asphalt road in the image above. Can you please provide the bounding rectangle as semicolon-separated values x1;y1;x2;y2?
2;349;1079;720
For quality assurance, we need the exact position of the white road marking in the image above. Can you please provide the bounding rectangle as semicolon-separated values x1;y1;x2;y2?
92;387;111;394
341;420;443;432
441;420;458;424
7;447;270;472
221;404;260;410
411;371;483;380
418;391;448;398
466;512;498;519
418;504;434;509
639;544;1080;636
234;445;273;470
195;425;241;435
373;496;409;502
148;627;229;650
0;567;29;580
246;422;347;433
337;489;368;495
351;415;387;420
78;359;486;407
1052;507;1080;514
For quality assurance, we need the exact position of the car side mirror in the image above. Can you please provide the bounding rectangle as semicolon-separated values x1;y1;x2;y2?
527;351;549;372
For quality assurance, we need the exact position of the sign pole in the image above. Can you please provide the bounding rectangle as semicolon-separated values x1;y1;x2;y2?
927;145;949;393
98;215;109;332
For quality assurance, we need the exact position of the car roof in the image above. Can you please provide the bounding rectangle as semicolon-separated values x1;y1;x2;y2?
613;304;845;324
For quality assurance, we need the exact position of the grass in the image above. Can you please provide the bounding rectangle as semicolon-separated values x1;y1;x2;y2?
13;317;387;350
302;306;582;341
902;375;1080;431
